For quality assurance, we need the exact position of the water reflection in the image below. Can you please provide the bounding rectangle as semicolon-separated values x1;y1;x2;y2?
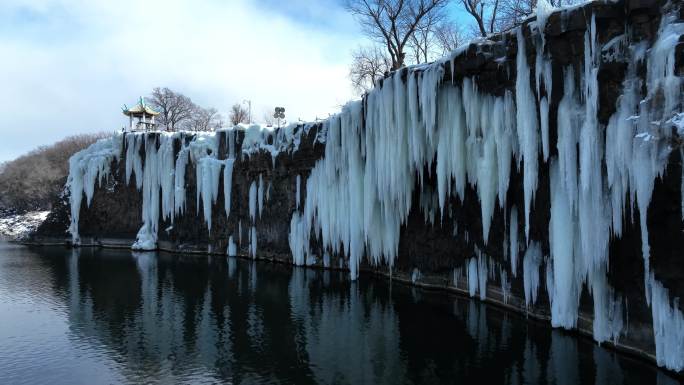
0;244;680;385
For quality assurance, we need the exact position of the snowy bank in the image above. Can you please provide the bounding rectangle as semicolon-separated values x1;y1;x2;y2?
0;211;50;241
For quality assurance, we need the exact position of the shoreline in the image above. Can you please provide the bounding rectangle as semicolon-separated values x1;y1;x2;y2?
21;237;684;380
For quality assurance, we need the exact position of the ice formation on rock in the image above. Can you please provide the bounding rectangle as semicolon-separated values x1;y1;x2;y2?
227;235;237;257
65;1;684;372
67;134;122;244
522;242;542;308
68;124;312;251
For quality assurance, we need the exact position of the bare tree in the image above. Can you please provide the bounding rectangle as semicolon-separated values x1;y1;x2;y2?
189;107;221;131
349;45;391;94
229;103;250;126
148;87;196;131
434;21;462;55
460;0;501;37
345;0;450;70
496;0;574;30
408;10;443;64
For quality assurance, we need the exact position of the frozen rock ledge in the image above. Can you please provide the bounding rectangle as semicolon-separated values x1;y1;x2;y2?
31;0;684;374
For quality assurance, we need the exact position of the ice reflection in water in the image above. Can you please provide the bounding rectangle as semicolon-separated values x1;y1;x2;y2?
0;244;680;385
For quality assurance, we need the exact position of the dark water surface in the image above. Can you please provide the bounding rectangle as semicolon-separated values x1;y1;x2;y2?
0;243;680;385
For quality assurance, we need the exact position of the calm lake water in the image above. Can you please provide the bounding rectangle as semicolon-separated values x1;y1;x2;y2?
0;242;680;385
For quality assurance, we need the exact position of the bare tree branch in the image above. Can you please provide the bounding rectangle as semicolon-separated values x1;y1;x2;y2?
346;0;450;70
189;107;221;131
349;45;391;94
434;21;462;55
148;87;197;131
229;103;250;126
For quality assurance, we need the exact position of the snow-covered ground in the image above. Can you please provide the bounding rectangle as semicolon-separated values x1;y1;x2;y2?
0;211;49;241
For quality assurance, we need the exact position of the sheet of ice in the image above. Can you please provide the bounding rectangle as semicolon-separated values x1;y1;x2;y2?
477;252;488;301
132;136;162;250
509;206;520;277
516;27;540;242
523;242;542;307
249;226;257;258
197;157;223;231
590;266;624;345
549;160;579;329
468;257;478;297
296;174;301;209
258;174;264;218
227;235;237;256
67;133;122;244
649;274;684;371
224;159;234;218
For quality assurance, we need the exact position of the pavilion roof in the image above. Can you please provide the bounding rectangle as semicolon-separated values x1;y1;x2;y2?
123;98;160;116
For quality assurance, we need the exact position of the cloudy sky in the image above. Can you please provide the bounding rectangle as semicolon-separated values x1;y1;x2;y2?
0;0;365;161
0;0;470;162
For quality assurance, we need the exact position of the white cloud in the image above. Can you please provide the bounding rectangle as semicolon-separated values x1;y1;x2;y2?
0;0;363;161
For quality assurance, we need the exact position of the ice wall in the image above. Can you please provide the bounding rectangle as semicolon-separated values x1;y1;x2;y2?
68;124;315;251
63;0;684;372
283;2;684;370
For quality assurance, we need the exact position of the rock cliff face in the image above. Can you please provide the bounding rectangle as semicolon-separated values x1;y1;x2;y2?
33;0;684;373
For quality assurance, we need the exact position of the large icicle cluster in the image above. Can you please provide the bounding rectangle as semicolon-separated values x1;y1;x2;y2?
285;3;684;371
67;133;123;244
65;1;684;372
68;123;313;252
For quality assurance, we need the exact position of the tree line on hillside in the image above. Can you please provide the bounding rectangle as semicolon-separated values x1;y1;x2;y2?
346;0;576;93
0;133;110;213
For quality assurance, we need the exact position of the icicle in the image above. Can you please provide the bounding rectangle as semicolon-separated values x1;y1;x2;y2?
227;128;236;159
249;180;257;222
590;265;625;345
549;160;579;329
534;0;553;162
648;274;684;371
223;159;234;218
289;213;308;266
411;268;421;283
516;27;540;242
535;0;554;35
197;157;223;231
158;134;177;223
494;92;515;207
578;15;610;274
133;135;162;250
509;206;519;277
500;268;510;304
436;85;466;211
468;257;478;297
477;251;488;301
296;174;301;209
227;235;237;256
258;174;264;218
249;226;257;258
125;133;143;189
522;242;542;307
